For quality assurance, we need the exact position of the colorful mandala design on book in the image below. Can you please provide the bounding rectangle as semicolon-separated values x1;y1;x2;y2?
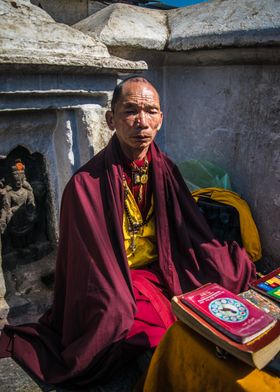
209;298;249;322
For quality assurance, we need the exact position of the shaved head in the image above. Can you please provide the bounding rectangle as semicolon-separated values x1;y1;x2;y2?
111;76;160;112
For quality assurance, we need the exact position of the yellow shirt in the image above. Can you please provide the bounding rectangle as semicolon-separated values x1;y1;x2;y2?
123;186;158;269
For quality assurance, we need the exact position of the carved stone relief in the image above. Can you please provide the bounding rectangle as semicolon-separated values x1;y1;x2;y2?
0;146;55;325
0;146;52;271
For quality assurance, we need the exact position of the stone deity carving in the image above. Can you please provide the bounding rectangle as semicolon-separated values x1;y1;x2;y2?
0;154;50;324
0;160;37;250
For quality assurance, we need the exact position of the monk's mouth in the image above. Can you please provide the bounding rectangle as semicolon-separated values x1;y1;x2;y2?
133;135;149;140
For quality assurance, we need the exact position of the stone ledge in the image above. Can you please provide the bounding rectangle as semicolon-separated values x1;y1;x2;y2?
0;90;110;111
109;46;280;66
74;3;168;51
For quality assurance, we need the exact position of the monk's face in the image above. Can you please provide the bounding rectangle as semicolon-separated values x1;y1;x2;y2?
106;81;163;160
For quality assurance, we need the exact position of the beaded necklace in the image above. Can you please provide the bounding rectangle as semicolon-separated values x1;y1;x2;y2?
131;156;149;204
123;176;154;254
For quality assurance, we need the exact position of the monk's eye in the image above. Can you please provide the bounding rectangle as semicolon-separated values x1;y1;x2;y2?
125;109;137;115
148;108;159;114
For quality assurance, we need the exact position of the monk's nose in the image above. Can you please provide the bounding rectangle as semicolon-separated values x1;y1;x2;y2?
136;111;148;128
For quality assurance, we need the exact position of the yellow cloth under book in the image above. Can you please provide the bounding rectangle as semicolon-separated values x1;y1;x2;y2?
123;187;158;269
192;187;262;262
142;321;279;392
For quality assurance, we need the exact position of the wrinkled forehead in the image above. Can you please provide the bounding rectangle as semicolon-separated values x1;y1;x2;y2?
120;81;160;105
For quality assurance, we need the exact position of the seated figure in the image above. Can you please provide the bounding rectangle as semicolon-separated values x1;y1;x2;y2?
0;77;256;389
0;159;37;249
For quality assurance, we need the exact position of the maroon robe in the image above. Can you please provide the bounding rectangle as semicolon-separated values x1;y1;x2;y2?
0;134;256;387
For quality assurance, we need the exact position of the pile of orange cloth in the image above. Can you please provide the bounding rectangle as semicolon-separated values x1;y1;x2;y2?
142;321;279;392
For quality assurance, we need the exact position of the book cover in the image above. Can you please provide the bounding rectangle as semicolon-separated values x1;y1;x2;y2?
179;283;276;343
249;267;280;303
171;295;280;370
239;289;280;320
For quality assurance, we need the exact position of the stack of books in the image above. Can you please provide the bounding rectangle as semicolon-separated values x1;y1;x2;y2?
172;269;280;371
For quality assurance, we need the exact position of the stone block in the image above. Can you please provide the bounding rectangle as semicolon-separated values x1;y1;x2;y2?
74;3;168;51
168;0;280;51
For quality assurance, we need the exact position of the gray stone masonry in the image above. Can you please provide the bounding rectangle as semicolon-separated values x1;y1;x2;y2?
75;3;168;51
74;0;280;51
0;0;146;72
168;0;280;51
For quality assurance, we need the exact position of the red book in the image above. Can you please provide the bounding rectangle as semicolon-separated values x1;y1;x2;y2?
172;291;280;369
178;283;276;344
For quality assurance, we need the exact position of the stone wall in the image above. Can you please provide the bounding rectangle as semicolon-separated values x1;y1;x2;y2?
162;62;280;261
30;0;106;25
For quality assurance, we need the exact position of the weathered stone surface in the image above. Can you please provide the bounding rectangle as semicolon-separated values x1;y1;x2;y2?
74;3;168;50
0;0;146;72
163;64;280;262
4;251;55;325
0;358;43;392
168;0;280;51
31;0;107;26
75;104;113;160
0;298;8;328
31;0;89;25
88;1;107;17
73;1;280;53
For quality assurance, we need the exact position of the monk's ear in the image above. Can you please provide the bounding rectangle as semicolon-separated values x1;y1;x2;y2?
105;110;115;131
157;111;163;131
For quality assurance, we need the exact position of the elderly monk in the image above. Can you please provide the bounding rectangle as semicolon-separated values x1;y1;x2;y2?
0;77;256;388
